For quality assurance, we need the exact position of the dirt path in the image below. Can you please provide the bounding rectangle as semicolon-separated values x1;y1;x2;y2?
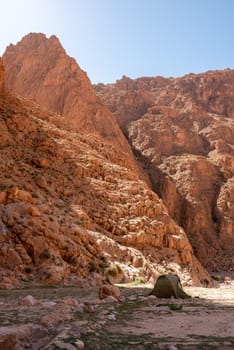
0;283;234;349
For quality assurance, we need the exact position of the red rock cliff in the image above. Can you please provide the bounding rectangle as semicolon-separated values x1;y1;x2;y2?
0;58;5;95
95;71;234;271
0;64;209;287
2;33;136;161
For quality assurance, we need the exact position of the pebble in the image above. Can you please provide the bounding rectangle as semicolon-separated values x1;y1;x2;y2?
102;296;119;303
19;295;37;306
74;339;85;349
138;296;147;301
62;297;80;307
39;301;57;308
167;345;178;350
119;296;126;302
127;296;137;301
107;313;117;320
76;303;85;313
84;304;96;313
53;341;77;350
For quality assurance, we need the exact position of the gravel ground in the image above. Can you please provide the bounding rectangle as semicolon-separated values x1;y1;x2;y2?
0;282;233;349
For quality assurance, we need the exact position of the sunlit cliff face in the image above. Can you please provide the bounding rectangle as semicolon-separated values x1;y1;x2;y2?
0;34;211;288
94;71;234;270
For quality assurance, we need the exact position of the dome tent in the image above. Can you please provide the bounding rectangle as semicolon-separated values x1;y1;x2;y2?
149;274;191;299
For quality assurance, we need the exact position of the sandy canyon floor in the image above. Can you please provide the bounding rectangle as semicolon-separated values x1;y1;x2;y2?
0;281;234;350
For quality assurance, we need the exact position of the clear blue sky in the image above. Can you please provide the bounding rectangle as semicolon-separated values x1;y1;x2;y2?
1;0;234;83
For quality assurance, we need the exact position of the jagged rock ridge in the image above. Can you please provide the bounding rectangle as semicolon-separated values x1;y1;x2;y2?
94;72;234;270
0;51;209;288
2;33;138;160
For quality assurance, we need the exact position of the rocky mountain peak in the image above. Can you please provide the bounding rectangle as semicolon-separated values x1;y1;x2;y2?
6;33;64;54
3;33;136;159
3;32;233;286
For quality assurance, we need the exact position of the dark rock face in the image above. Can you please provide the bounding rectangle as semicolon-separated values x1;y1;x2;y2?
0;58;5;95
95;71;234;270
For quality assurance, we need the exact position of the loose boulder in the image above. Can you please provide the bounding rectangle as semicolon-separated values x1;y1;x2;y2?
99;284;121;301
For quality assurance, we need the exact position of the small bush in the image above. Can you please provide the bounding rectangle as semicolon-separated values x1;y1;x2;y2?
211;275;221;281
104;263;122;278
128;277;142;286
88;261;100;273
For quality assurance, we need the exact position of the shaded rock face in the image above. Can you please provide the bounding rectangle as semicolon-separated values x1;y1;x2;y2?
0;65;209;288
2;33;134;158
95;71;234;270
0;58;5;94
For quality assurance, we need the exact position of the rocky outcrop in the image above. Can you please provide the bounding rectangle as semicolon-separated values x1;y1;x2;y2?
3;32;233;278
95;71;234;270
0;60;209;288
2;33;138;166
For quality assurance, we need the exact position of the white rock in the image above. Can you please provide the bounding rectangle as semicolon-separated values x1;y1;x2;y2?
138;296;147;301
76;303;85;313
75;339;85;349
102;296;119;303
62;297;79;307
119;296;126;302
19;295;37;306
107;313;116;321
39;301;57;308
53;341;77;350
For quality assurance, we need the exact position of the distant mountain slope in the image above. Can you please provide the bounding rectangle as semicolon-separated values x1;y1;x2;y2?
94;72;234;270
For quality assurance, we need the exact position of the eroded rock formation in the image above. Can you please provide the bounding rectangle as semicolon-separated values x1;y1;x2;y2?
2;33;138;163
0;58;5;95
0;56;209;288
95;71;234;270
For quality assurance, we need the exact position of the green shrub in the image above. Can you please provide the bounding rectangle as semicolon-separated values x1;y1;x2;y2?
211;275;221;281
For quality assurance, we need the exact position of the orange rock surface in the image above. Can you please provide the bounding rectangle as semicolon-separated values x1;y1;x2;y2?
95;72;234;270
0;58;5;94
2;33;138;167
0;51;209;288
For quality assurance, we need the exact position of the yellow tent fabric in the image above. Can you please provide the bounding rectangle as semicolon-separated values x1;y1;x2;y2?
149;274;191;299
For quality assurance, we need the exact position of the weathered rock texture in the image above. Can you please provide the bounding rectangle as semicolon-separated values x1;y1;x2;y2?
2;33;137;161
0;56;209;288
94;72;234;270
0;58;5;95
